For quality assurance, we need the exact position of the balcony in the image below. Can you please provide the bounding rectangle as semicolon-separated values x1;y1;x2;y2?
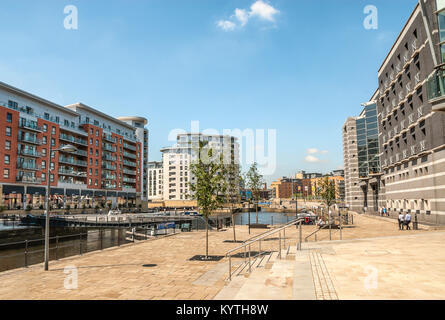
102;163;117;171
123;143;137;151
102;144;117;153
17;162;41;171
102;184;117;190
18;149;41;158
102;173;117;180
60;134;88;146
58;169;87;177
59;157;88;167
19;120;42;132
16;175;42;184
123;169;137;175
123;177;136;183
102;154;117;162
123;160;137;167
60;145;88;157
103;134;116;143
123;152;136;159
18;135;41;145
427;69;445;112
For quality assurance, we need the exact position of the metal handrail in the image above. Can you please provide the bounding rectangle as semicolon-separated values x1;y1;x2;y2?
304;225;329;242
238;218;302;246
226;218;305;281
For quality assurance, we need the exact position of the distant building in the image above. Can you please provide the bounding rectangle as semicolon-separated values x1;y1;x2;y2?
147;161;163;201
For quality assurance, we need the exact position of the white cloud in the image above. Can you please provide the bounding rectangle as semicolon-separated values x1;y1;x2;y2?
320;150;329;154
217;20;236;31
305;155;320;163
307;148;319;154
235;8;249;26
250;0;280;22
217;1;279;31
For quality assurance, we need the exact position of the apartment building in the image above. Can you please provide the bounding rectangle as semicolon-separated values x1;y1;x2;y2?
0;82;147;209
118;117;149;201
342;0;445;224
377;0;445;224
159;133;239;202
147;161;163;201
270;177;302;199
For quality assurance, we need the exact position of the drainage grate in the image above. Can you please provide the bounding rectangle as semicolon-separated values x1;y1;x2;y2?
142;264;157;267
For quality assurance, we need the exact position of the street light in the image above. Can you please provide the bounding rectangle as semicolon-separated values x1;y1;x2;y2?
44;144;77;271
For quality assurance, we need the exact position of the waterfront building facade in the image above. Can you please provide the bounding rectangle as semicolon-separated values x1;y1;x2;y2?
147;161;163;201
378;0;445;224
118;117;149;202
0;82;148;210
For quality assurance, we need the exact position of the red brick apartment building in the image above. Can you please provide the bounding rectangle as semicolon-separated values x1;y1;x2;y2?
0;81;148;210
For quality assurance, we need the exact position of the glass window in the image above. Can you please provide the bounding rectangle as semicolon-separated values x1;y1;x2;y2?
3;169;9;178
4;155;10;165
5;141;11;150
5;127;11;136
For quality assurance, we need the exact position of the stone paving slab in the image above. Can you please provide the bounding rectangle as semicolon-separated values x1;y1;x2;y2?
0;214;438;300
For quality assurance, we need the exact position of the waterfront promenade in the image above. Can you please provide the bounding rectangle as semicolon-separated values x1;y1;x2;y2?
0;213;443;300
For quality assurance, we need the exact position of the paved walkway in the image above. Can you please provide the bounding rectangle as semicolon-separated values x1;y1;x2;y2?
0;213;442;300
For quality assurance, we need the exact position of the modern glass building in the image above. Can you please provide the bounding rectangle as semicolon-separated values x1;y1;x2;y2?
357;103;380;179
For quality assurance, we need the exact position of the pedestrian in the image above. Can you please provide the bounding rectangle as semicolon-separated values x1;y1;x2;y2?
404;212;412;230
384;207;387;217
398;212;404;230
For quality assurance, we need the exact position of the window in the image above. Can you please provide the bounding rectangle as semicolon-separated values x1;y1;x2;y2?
3;169;9;179
5;141;11;150
42;136;47;145
42;148;47;156
8;100;18;110
43;124;48;132
50;174;54;182
51;138;55;147
50;162;55;170
41;160;46;169
51;127;56;135
6;113;12;123
42;173;46;181
64;120;69;127
6;127;11;136
4;155;10;165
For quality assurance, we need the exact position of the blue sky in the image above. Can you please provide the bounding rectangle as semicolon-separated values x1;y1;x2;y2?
0;0;416;184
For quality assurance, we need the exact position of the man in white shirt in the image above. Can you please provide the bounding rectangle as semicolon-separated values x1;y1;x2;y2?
404;213;412;230
398;212;404;230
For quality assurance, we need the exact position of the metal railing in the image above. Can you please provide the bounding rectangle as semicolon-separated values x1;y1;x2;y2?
304;213;353;243
225;218;304;281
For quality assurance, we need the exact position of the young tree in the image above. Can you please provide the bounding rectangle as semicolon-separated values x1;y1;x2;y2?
319;176;336;219
224;163;241;242
189;141;226;258
246;162;264;224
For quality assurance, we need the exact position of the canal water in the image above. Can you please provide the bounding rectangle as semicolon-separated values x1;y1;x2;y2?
234;211;295;226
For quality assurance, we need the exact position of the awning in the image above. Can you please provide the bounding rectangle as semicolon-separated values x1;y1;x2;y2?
2;185;25;194
66;189;80;196
50;188;64;196
27;186;46;196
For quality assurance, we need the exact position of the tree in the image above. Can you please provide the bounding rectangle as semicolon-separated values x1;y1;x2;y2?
223;162;241;242
246;162;264;224
189;141;226;258
319;176;336;220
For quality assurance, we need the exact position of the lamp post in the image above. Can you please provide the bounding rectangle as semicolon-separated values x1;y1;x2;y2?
44;144;77;271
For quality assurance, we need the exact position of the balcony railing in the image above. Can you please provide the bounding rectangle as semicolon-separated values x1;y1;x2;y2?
19;120;42;132
123;160;137;167
17;162;40;171
18;149;41;158
427;69;445;112
123;152;137;159
123;143;137;151
102;173;117;180
58;169;87;177
123;169;137;175
102;164;117;171
16;175;42;184
102;144;117;153
59;157;88;167
103;134;116;143
18;135;41;145
60;134;88;146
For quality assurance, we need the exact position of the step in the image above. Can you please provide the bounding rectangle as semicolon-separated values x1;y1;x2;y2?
215;274;248;300
265;251;279;269
257;253;271;268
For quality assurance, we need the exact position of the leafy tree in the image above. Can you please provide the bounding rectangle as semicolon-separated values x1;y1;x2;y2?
246;162;264;224
189;141;226;258
223;162;241;241
319;176;336;219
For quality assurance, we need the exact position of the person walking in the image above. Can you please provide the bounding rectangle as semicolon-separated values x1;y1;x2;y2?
384;207;387;217
404;212;412;230
398;212;404;230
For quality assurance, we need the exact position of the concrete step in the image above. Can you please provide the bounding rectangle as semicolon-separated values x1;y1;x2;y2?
214;273;248;300
257;253;271;268
265;251;279;269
